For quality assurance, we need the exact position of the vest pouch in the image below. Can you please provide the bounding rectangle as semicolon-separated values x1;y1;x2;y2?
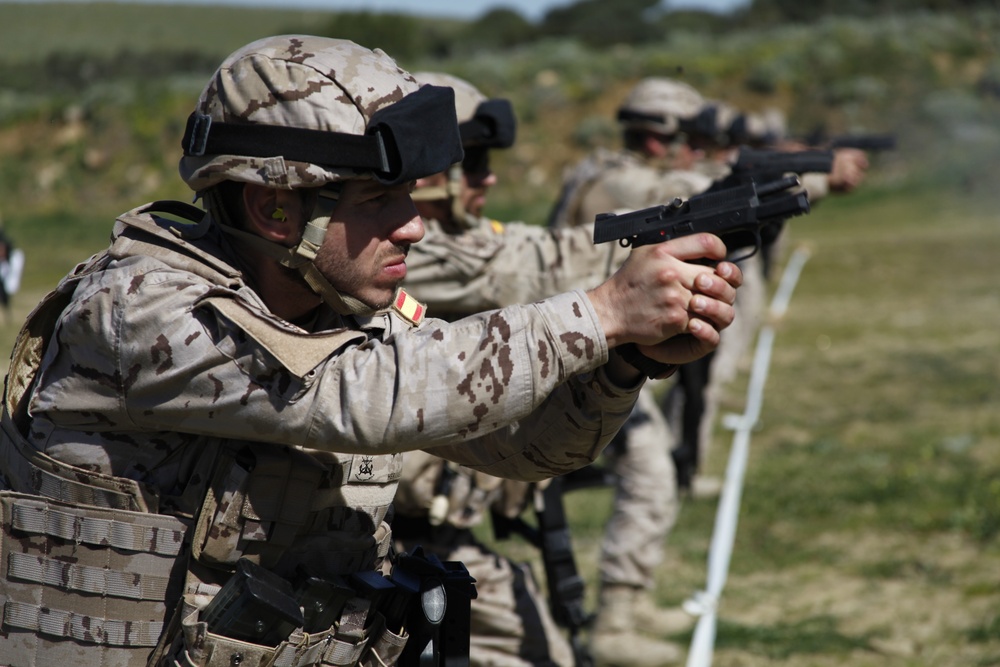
174;601;277;667
193;444;324;570
191;447;251;568
0;491;190;667
270;608;403;667
168;596;404;667
358;613;407;667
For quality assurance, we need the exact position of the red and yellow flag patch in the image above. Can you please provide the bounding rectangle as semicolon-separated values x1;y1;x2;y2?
392;288;426;325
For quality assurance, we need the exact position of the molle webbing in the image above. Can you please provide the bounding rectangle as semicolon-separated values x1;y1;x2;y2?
2;600;163;647
6;494;185;556
0;492;190;663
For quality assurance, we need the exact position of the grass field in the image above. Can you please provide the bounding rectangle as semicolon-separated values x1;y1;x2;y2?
0;2;338;65
690;189;1000;666
473;184;1000;666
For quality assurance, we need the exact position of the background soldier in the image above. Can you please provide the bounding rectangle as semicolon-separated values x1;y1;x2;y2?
404;72;628;318
549;79;713;231
0;222;24;324
400;72;723;667
0;36;741;667
664;98;872;498
395;71;583;667
549;76;720;667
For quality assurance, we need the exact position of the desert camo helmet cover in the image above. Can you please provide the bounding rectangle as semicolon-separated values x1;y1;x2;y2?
616;77;705;137
179;35;464;315
409;71;516;223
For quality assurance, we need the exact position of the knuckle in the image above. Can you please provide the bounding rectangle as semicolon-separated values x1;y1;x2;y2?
655;264;683;288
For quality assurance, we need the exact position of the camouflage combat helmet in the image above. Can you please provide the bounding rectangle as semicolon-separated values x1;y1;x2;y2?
178;35;464;315
409;72;516;223
413;72;487;132
180;35;462;190
616;77;705;136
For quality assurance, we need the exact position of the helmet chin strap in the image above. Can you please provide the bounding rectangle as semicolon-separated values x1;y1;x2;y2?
410;164;472;230
209;189;377;317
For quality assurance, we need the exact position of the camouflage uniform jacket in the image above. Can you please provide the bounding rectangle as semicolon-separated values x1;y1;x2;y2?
7;202;642;579
397;212;628;528
549;147;713;229
404;212;629;319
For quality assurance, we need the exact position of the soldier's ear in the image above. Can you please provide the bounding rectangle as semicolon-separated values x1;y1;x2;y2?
243;184;298;244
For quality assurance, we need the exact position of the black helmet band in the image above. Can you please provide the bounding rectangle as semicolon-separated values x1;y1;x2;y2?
616;108;667;127
181;84;464;186
459;98;516;149
682;105;719;138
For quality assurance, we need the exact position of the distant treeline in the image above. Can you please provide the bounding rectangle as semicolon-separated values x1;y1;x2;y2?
318;0;1000;60
1;2;997;230
2;0;995;96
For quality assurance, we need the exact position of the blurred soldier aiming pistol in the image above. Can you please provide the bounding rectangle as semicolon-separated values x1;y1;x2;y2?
663;100;875;496
397;71;631;667
0;226;24;323
549;77;734;667
398;73;761;667
0;36;742;667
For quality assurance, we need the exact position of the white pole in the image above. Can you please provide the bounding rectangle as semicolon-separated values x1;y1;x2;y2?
684;246;812;667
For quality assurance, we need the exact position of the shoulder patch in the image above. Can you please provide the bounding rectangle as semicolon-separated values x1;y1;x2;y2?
489;219;505;235
392;288;426;326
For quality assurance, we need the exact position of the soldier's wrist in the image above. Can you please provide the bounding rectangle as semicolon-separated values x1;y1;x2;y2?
615;343;679;380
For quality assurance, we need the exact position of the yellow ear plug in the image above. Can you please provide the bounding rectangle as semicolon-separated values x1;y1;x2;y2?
271;207;285;220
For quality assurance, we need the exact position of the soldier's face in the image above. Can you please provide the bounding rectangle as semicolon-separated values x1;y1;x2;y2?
461;166;497;218
314;179;424;309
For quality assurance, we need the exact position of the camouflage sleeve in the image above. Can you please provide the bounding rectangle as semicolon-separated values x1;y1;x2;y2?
425;353;640;480
404;217;629;316
574;166;714;227
358;289;640;480
34;260;638;481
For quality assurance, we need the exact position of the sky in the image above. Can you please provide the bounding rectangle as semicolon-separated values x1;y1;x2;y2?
14;0;751;22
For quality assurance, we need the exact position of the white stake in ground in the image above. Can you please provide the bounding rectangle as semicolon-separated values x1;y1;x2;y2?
684;245;812;667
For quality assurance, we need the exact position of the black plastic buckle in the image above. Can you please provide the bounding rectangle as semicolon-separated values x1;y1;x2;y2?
185;113;212;157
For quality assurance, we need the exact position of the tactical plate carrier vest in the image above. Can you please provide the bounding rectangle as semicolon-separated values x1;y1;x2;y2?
0;202;418;667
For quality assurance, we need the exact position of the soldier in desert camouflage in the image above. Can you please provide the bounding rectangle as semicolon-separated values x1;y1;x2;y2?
549;77;720;667
402;73;629;320
0;37;741;667
666;99;869;506
395;72;635;667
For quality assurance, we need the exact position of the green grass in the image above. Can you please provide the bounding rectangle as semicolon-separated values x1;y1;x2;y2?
474;185;1000;666
0;3;336;65
714;615;877;658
